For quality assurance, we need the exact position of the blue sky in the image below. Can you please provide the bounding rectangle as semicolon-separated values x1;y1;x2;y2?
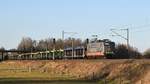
0;0;150;52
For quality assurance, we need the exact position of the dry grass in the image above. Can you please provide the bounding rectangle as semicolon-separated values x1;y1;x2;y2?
0;59;150;84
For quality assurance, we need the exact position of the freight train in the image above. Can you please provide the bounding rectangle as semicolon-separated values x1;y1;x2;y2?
0;39;115;60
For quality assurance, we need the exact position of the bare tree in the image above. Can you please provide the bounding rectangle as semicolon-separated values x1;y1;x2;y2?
113;44;141;59
17;37;33;51
143;48;150;58
74;38;82;47
36;40;47;51
64;38;82;48
17;37;83;52
0;47;5;51
64;38;72;48
45;38;53;50
56;39;63;50
36;38;54;51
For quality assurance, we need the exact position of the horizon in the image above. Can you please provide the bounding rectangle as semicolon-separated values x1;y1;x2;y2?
0;0;150;52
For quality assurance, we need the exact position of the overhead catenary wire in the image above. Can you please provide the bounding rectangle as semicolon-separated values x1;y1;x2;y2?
111;24;150;33
129;24;150;32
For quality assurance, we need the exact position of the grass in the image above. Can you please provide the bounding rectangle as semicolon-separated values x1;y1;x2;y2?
0;61;76;80
0;79;98;84
0;59;149;84
0;71;76;80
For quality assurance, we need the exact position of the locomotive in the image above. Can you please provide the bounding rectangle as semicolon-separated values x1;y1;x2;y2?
64;39;115;59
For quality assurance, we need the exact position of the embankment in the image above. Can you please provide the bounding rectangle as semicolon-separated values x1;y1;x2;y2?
0;59;149;84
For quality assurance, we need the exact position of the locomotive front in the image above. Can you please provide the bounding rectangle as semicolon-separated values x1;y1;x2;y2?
86;39;115;58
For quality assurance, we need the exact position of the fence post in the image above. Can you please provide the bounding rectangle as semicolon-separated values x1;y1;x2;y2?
104;78;107;84
119;73;122;84
93;72;94;80
141;79;143;84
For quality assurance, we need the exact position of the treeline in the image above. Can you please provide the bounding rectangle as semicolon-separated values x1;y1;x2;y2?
17;37;84;51
1;37;150;59
115;44;150;59
109;44;142;59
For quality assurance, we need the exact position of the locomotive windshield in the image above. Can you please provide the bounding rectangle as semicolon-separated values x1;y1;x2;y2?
87;42;104;53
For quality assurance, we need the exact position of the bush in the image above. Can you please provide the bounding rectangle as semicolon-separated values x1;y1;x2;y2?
113;44;142;59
